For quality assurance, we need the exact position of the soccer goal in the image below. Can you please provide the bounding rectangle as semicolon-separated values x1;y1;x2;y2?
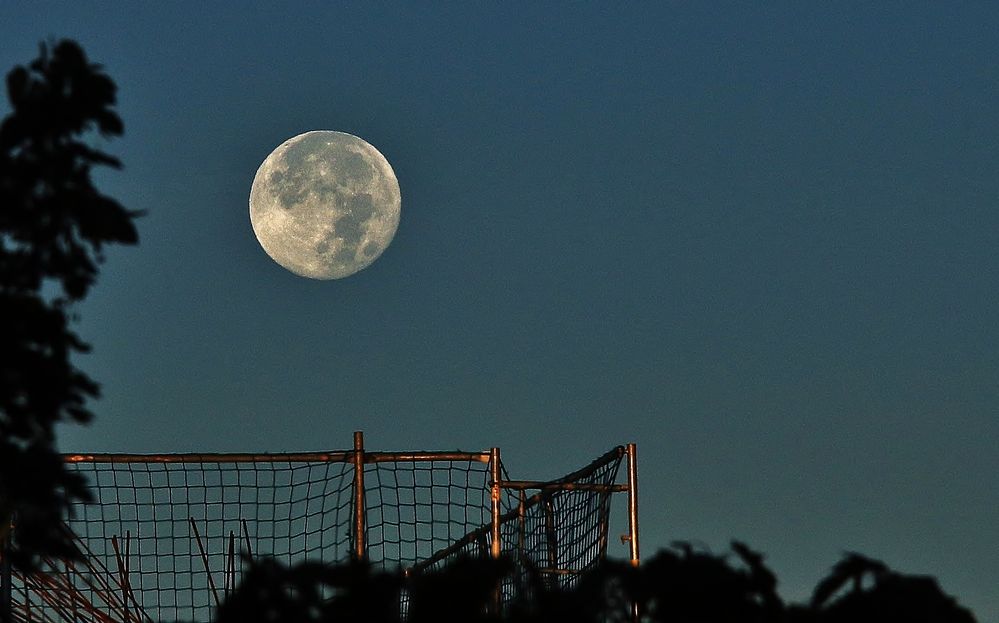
1;432;639;623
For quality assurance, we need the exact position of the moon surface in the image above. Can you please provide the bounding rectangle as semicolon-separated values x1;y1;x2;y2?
249;131;401;279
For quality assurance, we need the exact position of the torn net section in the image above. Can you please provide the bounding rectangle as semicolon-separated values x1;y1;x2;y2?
12;458;355;623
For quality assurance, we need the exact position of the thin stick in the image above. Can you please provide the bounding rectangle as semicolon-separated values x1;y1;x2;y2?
56;550;130;621
66;529;150;622
241;519;253;561
46;535;152;623
27;570;112;623
65;561;79;623
43;557;123;622
189;518;220;609
25;530;125;623
226;531;236;598
21;573;71;623
124;531;131;623
110;535;129;623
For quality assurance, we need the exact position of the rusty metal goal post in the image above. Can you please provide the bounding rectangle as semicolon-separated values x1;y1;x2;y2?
1;431;638;622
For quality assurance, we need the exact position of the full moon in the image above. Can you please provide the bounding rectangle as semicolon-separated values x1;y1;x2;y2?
249;131;401;279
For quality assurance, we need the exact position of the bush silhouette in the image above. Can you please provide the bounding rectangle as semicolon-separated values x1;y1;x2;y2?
619;541;783;623
215;545;978;623
809;553;976;623
216;557;402;623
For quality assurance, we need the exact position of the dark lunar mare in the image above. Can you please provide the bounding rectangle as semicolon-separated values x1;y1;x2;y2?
273;134;376;212
322;193;377;265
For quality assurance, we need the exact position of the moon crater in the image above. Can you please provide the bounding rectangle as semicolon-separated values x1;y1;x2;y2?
249;131;401;279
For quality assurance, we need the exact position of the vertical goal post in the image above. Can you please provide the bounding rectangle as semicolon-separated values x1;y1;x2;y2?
0;432;639;623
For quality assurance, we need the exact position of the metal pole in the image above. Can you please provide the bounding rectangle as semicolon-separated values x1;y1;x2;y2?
489;447;501;560
489;447;502;615
625;443;641;623
353;431;366;561
625;443;640;567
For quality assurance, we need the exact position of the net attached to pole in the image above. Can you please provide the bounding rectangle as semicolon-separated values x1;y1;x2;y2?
362;455;515;571
12;456;356;623
4;441;632;622
511;447;624;590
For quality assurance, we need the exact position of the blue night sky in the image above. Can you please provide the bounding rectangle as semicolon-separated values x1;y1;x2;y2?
3;3;998;619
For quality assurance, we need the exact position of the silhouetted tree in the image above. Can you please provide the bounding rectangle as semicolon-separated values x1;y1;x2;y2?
810;553;976;623
0;39;138;569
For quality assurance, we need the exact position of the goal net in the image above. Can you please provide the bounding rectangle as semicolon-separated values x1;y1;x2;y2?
2;433;638;622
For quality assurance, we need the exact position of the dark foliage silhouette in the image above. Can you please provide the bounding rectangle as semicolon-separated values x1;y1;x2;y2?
506;557;628;623
406;556;509;623
216;556;511;623
0;39;138;569
216;558;402;623
809;553;976;623
216;544;978;623
614;541;783;623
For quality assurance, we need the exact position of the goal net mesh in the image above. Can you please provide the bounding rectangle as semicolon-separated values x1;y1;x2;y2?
5;443;629;622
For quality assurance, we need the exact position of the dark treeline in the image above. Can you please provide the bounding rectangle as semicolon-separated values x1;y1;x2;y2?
216;543;977;623
0;39;980;623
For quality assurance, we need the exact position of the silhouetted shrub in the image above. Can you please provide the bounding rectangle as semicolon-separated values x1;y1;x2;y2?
215;545;978;623
216;557;401;623
810;553;976;623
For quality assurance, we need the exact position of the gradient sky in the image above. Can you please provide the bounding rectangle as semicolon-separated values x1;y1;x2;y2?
3;3;998;619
